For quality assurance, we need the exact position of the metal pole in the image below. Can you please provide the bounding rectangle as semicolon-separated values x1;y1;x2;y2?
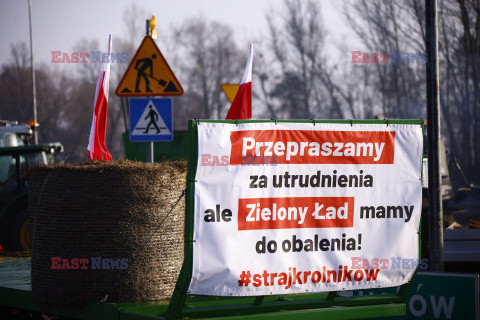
145;19;154;163
147;142;154;163
425;0;444;271
120;97;129;133
28;0;38;144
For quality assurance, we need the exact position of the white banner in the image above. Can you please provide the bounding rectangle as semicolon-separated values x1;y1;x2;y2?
188;122;423;296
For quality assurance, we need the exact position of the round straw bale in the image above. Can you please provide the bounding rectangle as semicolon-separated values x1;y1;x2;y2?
29;160;187;308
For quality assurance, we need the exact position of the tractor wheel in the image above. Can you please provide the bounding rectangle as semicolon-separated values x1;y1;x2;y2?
6;207;31;252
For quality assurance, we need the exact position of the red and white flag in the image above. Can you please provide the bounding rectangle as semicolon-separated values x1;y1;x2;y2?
88;34;113;160
226;43;253;120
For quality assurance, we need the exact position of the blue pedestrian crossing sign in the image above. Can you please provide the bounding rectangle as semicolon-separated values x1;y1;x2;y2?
129;98;173;142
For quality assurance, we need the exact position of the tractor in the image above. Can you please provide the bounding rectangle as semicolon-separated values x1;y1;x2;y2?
0;120;63;251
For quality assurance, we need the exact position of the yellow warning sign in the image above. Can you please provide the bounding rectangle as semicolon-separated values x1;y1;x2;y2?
116;36;183;96
221;84;240;103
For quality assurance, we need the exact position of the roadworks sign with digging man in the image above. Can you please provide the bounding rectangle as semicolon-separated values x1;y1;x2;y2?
116;36;183;96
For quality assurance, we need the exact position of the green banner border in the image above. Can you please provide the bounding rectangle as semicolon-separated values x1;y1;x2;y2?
166;119;424;319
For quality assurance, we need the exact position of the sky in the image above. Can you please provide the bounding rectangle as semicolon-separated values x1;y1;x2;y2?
0;0;358;68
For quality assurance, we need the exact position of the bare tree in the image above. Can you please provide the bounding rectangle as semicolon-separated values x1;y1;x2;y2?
0;43;35;122
0;43;81;158
260;0;369;120
343;0;480;182
261;0;328;119
436;0;480;179
343;0;426;119
174;17;243;122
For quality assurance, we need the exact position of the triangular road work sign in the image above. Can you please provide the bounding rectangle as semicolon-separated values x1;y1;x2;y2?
116;36;183;96
131;100;172;136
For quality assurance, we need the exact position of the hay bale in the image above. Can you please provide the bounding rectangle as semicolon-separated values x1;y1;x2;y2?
29;160;187;308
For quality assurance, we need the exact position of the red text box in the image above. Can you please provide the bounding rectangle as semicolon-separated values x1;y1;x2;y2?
238;197;355;230
230;130;395;165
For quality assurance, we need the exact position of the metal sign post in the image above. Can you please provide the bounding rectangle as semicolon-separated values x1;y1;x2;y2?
147;141;154;163
147;20;153;164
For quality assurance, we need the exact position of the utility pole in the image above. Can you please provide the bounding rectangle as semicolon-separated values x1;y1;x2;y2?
28;0;38;144
425;0;444;271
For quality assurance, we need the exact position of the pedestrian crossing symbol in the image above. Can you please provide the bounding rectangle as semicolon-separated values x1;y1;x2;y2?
129;98;173;142
116;36;183;96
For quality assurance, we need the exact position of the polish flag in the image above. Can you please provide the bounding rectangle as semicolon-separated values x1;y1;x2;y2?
88;34;113;160
226;43;253;120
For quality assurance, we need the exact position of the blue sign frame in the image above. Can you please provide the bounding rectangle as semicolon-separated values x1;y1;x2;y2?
129;98;173;142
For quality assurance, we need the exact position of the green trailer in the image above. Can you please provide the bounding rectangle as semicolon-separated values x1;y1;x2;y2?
0;119;426;319
0;256;408;319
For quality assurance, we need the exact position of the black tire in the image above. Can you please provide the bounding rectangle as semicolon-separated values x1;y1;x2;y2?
5;207;30;251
